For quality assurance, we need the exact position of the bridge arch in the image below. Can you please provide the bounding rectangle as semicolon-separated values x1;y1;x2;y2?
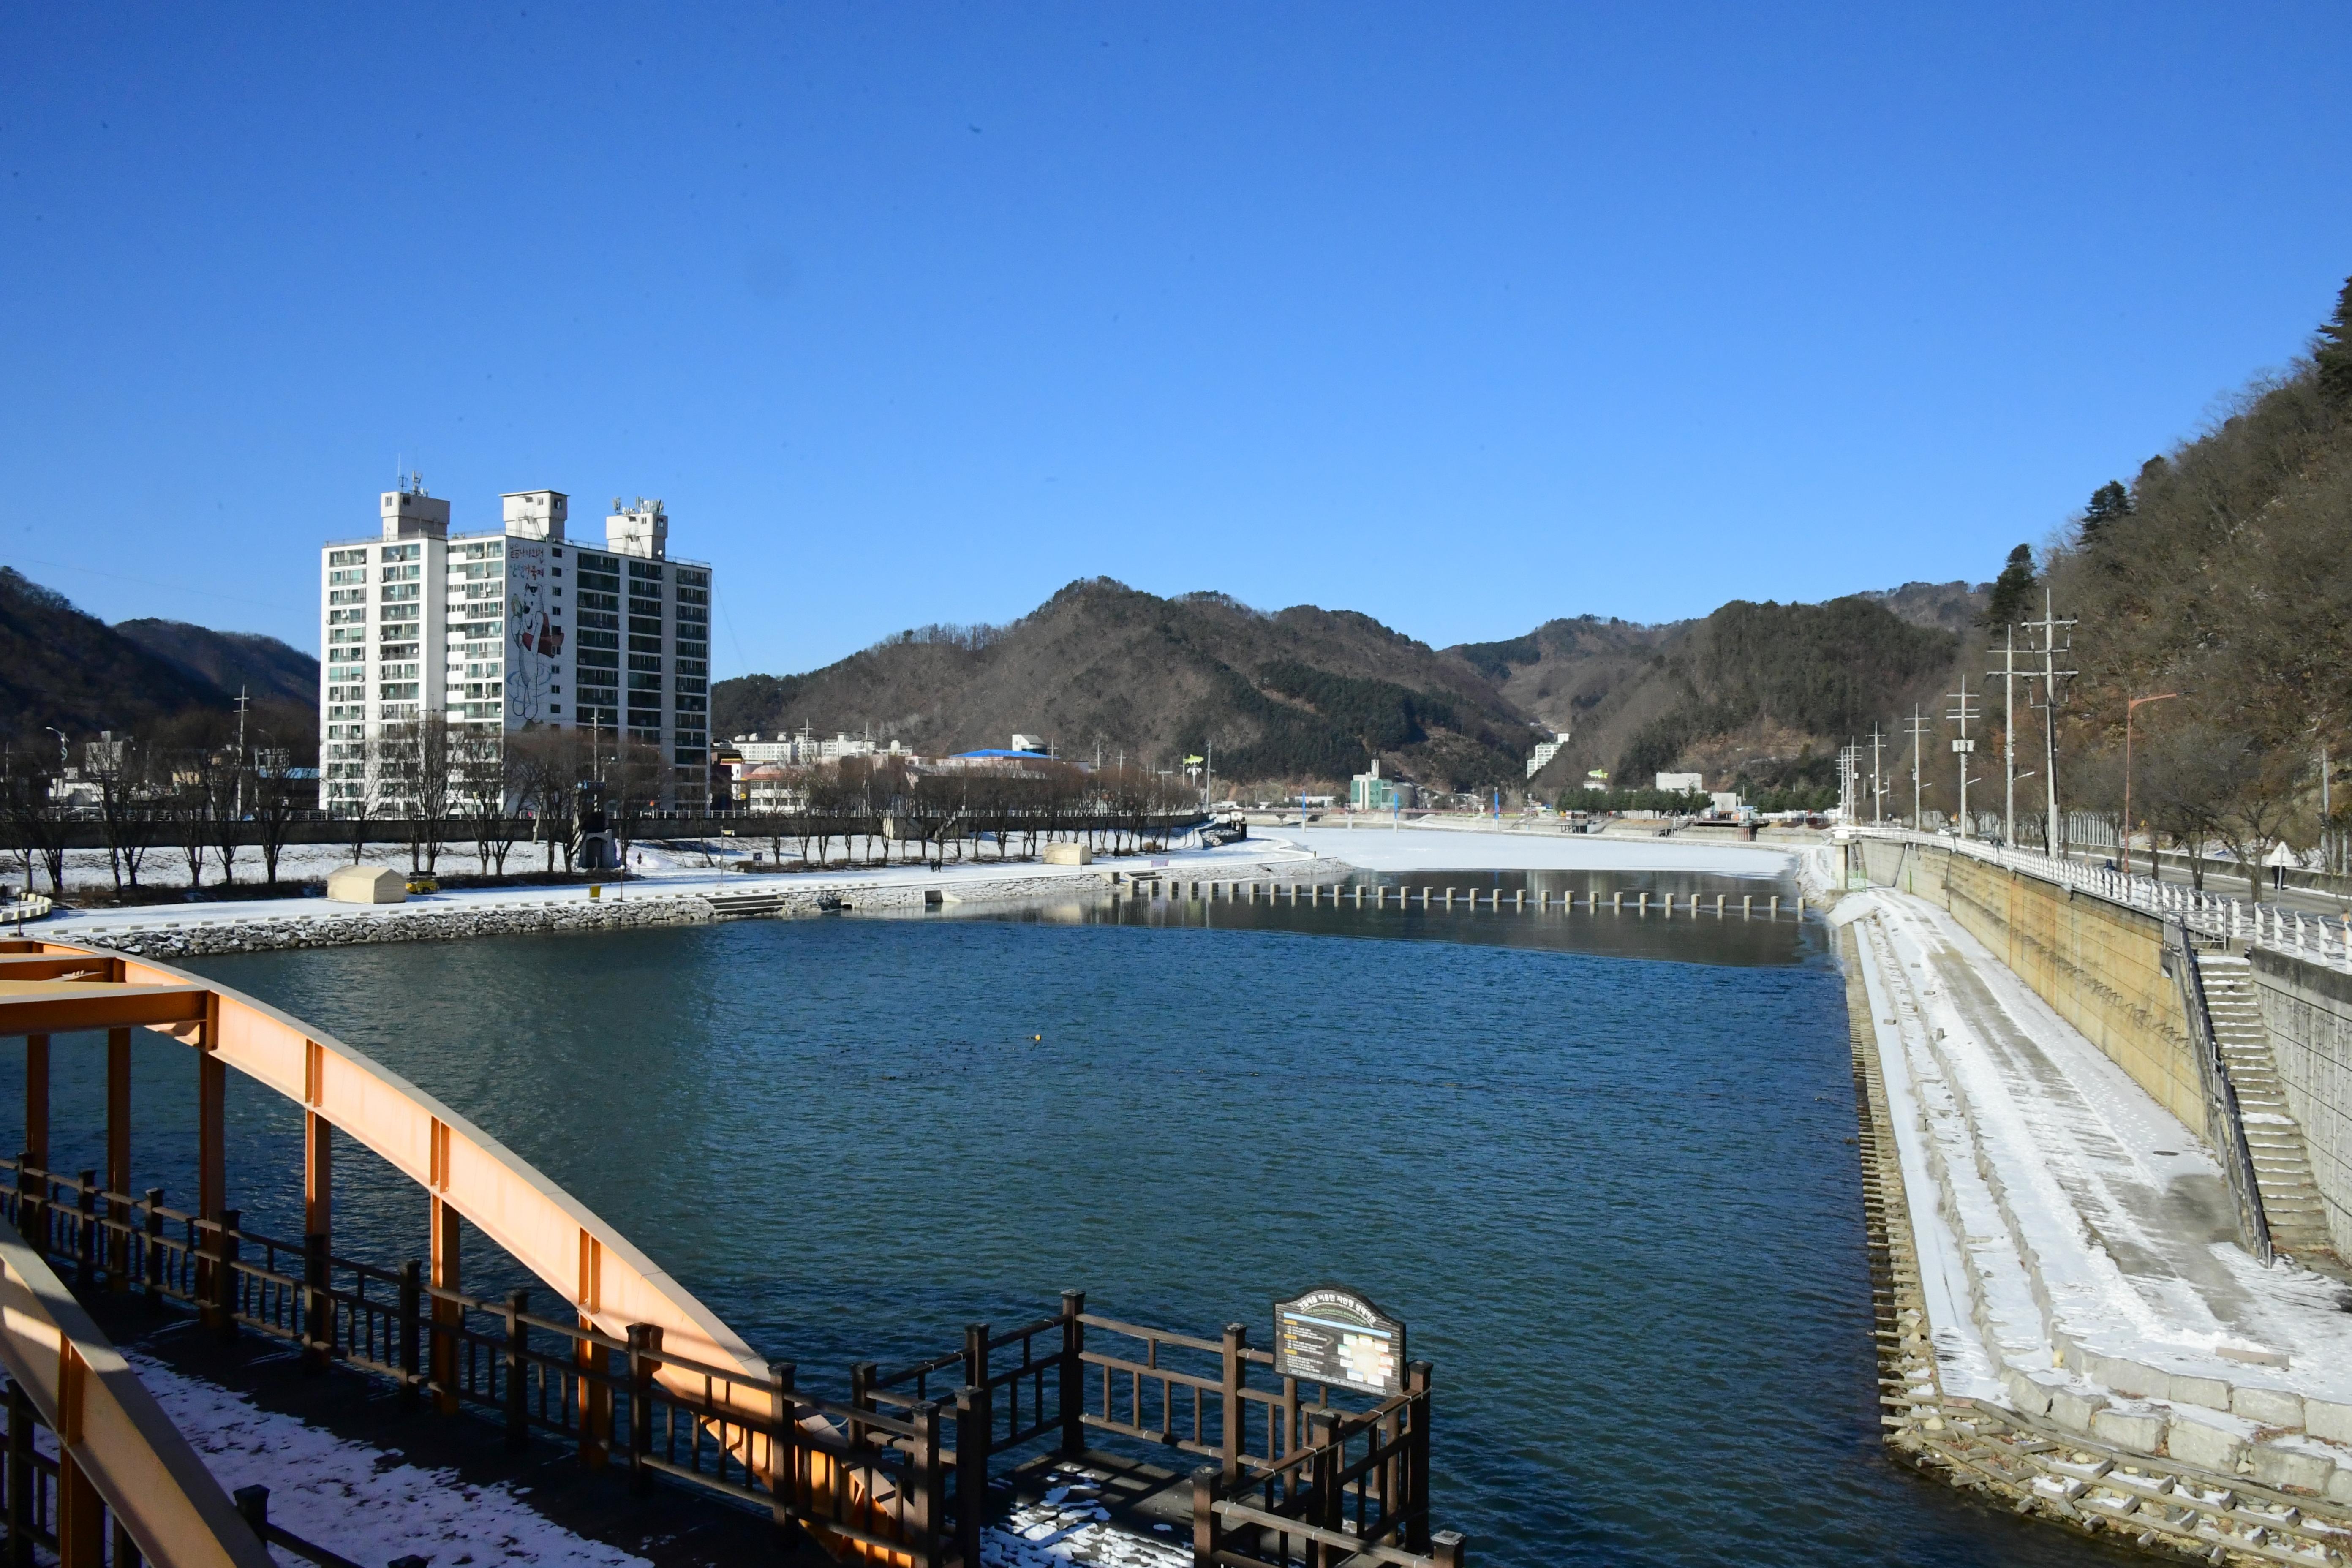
1;938;767;1391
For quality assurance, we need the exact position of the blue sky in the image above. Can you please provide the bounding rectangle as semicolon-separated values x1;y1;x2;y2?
5;5;2349;677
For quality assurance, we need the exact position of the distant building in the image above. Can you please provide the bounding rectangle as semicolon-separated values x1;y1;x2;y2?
1655;772;1705;793
1350;758;1418;811
318;479;713;814
1526;733;1568;780
732;731;906;766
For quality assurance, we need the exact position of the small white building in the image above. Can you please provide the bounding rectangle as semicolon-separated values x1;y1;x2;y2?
1655;772;1705;794
1526;732;1568;780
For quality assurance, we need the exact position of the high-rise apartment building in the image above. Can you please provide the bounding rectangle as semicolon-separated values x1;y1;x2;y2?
318;478;713;814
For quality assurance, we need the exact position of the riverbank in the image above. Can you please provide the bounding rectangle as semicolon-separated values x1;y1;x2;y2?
28;824;1808;960
35;843;1359;959
1837;882;2352;1559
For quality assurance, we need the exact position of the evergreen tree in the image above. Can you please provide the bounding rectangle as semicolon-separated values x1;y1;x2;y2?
1981;544;2037;629
2077;479;2133;548
2316;273;2352;403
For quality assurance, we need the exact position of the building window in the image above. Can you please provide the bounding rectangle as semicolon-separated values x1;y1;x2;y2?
380;543;421;562
329;548;367;567
328;592;367;609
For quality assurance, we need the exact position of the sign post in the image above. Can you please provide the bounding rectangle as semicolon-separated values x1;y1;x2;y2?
1272;1286;1405;1397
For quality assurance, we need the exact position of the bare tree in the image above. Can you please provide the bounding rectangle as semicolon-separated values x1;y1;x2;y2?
0;746;71;896
455;728;520;876
380;715;458;874
86;732;157;893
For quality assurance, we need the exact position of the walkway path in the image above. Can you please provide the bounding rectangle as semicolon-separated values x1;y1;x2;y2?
1841;886;2352;1504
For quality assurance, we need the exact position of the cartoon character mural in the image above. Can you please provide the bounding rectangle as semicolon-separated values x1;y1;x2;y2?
506;539;564;724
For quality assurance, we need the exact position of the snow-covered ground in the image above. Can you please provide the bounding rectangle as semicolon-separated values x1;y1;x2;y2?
1842;887;2352;1496
1263;822;1799;879
24;833;1329;947
119;1345;650;1567
103;1344;1192;1566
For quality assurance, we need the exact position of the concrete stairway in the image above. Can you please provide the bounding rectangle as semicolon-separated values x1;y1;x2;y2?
2198;953;2337;1259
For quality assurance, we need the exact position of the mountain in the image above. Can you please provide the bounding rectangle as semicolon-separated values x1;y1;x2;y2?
0;568;232;737
114;618;318;705
713;575;1982;797
1444;598;1963;797
715;577;1542;792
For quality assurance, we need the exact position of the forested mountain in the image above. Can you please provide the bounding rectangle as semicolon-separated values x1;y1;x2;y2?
1453;598;1965;799
115;618;317;705
2018;277;2352;865
0;569;231;736
717;577;1542;792
0;569;318;744
714;577;1986;796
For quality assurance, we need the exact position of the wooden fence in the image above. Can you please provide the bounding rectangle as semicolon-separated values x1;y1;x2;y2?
3;1165;1468;1567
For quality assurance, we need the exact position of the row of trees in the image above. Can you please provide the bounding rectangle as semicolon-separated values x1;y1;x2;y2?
2;710;316;896
746;757;1206;870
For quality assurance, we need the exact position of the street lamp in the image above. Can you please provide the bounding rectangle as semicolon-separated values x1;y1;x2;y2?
2123;692;2180;879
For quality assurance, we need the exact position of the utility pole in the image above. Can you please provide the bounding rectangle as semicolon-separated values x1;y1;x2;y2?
233;686;251;819
1869;724;1885;825
2023;588;2078;858
1988;627;2023;848
1903;705;1933;827
1946;678;1979;839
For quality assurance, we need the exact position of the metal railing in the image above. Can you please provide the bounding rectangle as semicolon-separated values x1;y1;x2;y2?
2164;921;2273;1265
1851;828;2352;975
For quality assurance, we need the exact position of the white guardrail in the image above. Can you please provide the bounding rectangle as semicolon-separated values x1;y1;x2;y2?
1848;827;2352;975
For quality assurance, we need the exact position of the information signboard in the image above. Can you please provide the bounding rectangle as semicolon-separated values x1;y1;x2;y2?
1273;1286;1405;1396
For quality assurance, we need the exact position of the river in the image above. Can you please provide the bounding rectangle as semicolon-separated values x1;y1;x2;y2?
11;873;2123;1567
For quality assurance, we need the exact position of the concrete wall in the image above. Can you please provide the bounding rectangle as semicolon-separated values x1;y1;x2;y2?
2249;948;2352;1247
1854;838;2204;1141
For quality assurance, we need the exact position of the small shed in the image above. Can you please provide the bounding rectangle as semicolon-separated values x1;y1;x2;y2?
327;865;408;905
1043;843;1092;866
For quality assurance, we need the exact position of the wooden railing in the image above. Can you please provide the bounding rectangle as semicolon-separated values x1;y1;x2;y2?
1191;1378;1462;1568
860;1295;1466;1568
0;1161;957;1568
0;1229;274;1568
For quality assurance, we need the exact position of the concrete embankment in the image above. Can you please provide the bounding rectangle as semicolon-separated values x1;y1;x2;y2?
1838;841;2352;1562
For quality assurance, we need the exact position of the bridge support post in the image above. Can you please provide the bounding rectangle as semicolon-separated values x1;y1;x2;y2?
303;1232;332;1371
209;1208;240;1342
397;1260;422;1408
303;1106;332;1371
195;1034;226;1326
1057;1290;1085;1456
766;1361;798;1534
7;1378;33;1568
142;1189;163;1298
23;1036;47;1176
626;1323;659;1491
104;1029;129;1290
74;1172;93;1291
430;1196;460;1413
504;1290;529;1450
1191;1464;1218;1565
10;1156;35;1252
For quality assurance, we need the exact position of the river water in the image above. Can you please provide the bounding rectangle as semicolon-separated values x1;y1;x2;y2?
12;876;2124;1567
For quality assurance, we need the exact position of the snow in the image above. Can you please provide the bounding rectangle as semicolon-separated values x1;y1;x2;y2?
980;1465;1190;1568
1263;823;1798;878
28;833;1325;946
1846;887;2352;1466
122;1345;650;1566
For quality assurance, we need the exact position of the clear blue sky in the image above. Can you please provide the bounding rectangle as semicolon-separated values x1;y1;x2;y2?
6;5;2349;678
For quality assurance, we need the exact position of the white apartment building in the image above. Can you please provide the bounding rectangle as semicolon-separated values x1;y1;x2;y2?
319;478;713;814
